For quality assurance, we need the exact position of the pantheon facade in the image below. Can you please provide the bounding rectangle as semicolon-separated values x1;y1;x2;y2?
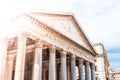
0;12;97;80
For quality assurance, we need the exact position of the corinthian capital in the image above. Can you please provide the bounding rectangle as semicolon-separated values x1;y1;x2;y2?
35;40;44;48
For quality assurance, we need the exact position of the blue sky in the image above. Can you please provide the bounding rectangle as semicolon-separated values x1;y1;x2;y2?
0;0;120;70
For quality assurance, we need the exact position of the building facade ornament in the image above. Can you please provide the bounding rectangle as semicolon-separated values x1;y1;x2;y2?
0;12;97;80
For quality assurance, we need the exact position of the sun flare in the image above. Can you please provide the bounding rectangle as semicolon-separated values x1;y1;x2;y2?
0;21;21;39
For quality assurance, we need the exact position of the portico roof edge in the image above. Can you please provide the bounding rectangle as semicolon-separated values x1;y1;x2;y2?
24;13;96;56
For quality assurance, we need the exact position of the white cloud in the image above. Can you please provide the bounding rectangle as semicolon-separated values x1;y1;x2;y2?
107;53;120;69
77;0;120;49
0;0;74;21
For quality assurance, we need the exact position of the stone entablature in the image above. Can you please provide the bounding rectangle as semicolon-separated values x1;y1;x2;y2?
2;12;96;63
26;12;95;54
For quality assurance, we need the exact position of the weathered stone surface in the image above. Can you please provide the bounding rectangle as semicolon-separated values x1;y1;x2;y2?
0;12;97;80
27;12;94;53
14;33;27;80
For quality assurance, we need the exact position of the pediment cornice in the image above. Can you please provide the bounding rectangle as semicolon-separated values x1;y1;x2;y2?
24;13;96;55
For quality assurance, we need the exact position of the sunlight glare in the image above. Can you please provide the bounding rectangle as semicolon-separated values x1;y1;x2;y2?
0;21;21;39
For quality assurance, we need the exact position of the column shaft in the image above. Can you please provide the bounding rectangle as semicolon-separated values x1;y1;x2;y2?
14;33;27;80
5;56;14;80
71;55;76;80
32;41;43;80
91;63;95;80
0;39;7;80
78;59;84;80
85;62;90;80
61;51;67;80
49;46;56;80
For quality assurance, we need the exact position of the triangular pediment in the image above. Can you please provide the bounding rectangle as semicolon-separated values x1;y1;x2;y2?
27;12;95;53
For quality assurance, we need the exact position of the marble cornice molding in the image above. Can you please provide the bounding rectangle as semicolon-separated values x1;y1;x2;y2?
28;11;73;18
27;12;96;55
96;54;107;58
24;14;95;56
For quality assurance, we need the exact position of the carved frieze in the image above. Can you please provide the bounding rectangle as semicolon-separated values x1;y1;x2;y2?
26;13;94;53
24;21;95;62
16;14;96;63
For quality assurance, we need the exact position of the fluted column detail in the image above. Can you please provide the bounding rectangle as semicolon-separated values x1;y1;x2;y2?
85;62;90;80
78;59;84;80
14;33;27;80
61;51;67;80
32;40;43;80
91;63;95;80
49;46;56;80
71;55;76;80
